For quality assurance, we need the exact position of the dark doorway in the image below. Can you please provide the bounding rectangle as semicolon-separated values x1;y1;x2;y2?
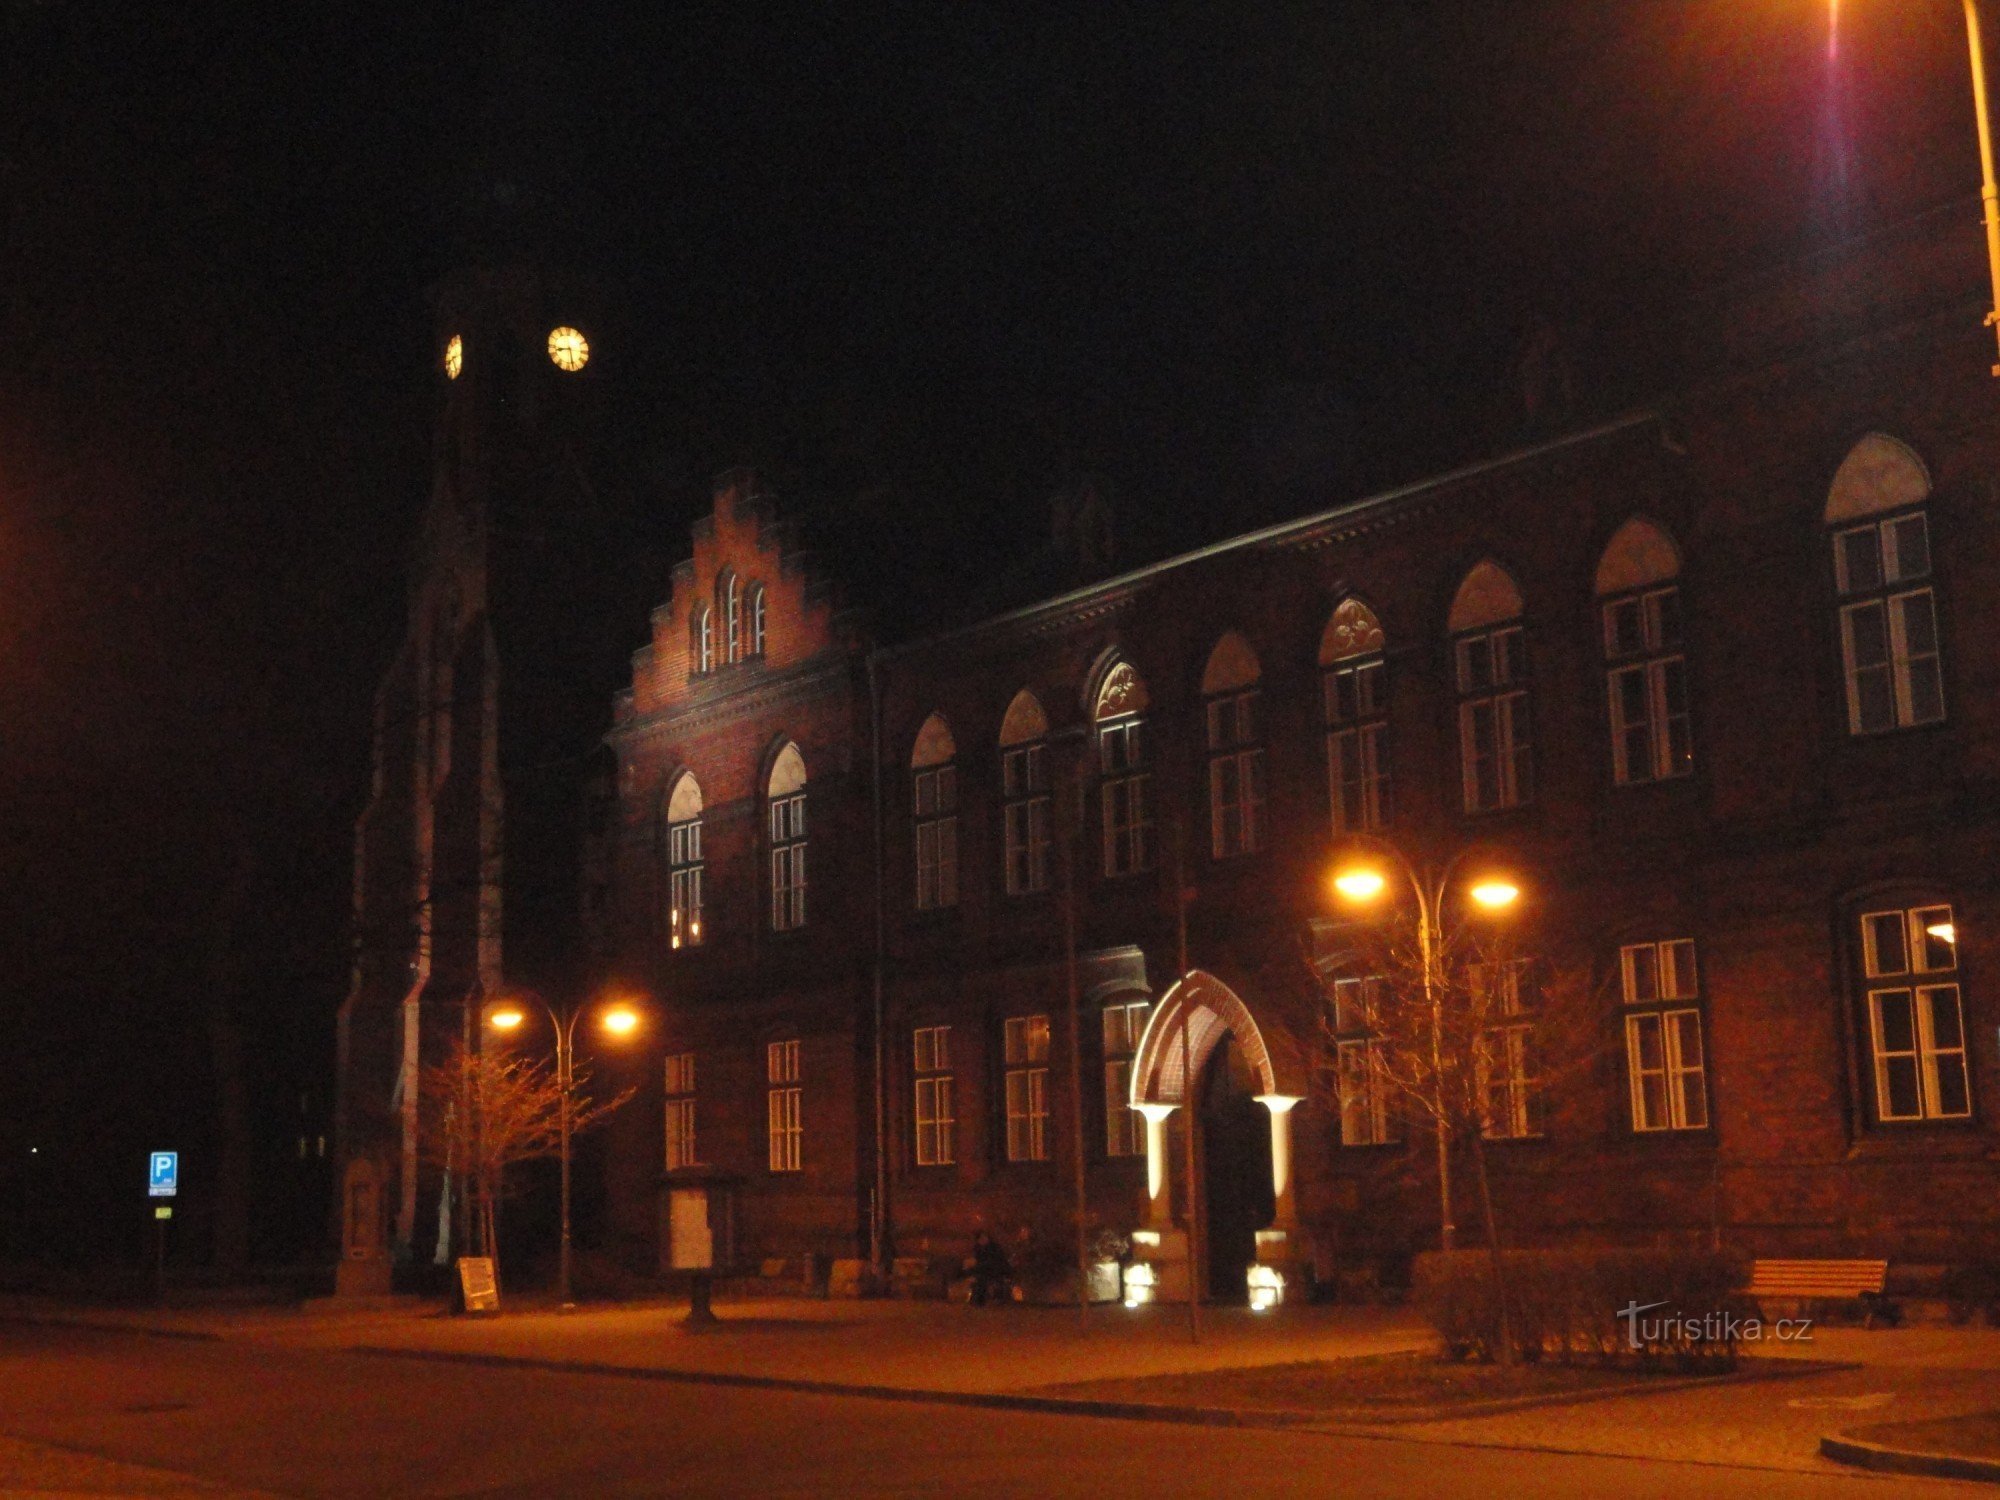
1200;1033;1274;1303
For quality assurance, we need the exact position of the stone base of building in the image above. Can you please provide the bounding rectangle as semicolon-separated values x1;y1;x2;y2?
334;1256;393;1298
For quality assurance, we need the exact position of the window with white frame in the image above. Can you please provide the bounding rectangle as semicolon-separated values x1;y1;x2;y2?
1093;661;1153;877
767;743;808;932
912;713;958;911
720;570;743;664
1449;562;1532;813
913;1025;955;1166
766;1039;802;1171
1330;973;1397;1147
749;582;767;656
1201;633;1263;859
1321;597;1390;834
1474;962;1537;1139
1825;434;1946;736
1004;1014;1051;1162
1860;904;1970;1122
999;689;1052;896
1101;999;1150;1157
1620;939;1707;1132
665;1051;697;1169
1596;518;1691;786
665;772;704;950
693;604;713;675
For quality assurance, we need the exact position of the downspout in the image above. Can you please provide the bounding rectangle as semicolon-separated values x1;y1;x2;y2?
867;650;889;1281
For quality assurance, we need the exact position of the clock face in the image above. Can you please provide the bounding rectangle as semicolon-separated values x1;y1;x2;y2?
444;334;464;380
547;326;590;372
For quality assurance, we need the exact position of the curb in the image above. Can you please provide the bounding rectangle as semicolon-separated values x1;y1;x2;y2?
346;1342;1853;1434
0;1311;223;1343
1821;1433;2000;1485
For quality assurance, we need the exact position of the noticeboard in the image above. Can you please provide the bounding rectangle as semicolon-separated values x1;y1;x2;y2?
457;1256;499;1314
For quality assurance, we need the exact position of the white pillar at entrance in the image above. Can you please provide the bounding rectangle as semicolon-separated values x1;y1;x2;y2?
1255;1094;1303;1226
1135;1102;1178;1225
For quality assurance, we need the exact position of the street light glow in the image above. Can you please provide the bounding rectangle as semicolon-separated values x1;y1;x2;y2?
1469;880;1520;910
487;1006;526;1031
1333;869;1387;902
600;1005;640;1037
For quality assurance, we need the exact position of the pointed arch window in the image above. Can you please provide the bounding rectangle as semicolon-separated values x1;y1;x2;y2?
692;605;713;676
718;570;743;664
1826;435;1945;734
1201;633;1263;858
1320;598;1390;834
748;582;768;657
767;743;808;932
1449;562;1532;813
1596;518;1692;784
911;713;959;910
999;690;1051;896
1094;662;1153;876
665;772;705;949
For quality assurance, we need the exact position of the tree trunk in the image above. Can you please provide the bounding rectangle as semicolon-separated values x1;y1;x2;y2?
1470;1132;1517;1365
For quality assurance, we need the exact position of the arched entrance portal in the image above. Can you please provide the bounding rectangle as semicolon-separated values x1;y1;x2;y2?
1128;971;1309;1303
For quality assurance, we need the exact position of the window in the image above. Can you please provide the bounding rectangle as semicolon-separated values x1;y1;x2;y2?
1321;598;1390;835
1200;633;1263;859
1101;999;1150;1156
665;773;704;949
912;713;958;911
749;583;767;656
766;1039;802;1172
1330;973;1396;1147
999;689;1051;896
1003;1014;1051;1162
913;1025;955;1166
719;571;743;664
1597;517;1692;785
1859;904;1970;1122
665;1052;697;1169
1449;562;1531;813
1474;962;1537;1139
1620;939;1707;1132
1826;435;1945;736
692;605;713;675
1093;661;1153;877
768;743;808;932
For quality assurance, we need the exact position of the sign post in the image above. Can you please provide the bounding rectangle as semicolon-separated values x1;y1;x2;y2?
147;1152;178;1303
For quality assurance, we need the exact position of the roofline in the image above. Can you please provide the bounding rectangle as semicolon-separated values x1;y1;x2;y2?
876;408;1662;662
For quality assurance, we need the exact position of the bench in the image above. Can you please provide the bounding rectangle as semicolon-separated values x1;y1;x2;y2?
1745;1259;1896;1326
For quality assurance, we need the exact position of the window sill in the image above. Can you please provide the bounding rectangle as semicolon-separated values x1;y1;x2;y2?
1845;1122;1987;1159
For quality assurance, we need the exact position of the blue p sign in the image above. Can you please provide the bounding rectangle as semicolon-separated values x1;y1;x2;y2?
148;1152;178;1198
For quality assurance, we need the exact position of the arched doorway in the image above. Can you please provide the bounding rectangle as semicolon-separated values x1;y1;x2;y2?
1200;1033;1275;1301
1127;971;1309;1303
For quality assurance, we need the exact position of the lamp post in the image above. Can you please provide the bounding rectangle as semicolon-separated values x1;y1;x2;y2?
1955;0;2000;374
487;993;642;1308
1330;837;1519;1254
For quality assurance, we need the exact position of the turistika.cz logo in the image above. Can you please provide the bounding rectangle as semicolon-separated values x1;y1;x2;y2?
1617;1300;1813;1348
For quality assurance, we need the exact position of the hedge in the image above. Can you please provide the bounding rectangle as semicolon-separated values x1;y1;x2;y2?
1413;1247;1749;1370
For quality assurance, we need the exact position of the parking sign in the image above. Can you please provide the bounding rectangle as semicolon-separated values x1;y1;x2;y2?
148;1152;178;1198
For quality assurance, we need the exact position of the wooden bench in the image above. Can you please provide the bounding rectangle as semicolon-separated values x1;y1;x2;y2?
1745;1259;1894;1326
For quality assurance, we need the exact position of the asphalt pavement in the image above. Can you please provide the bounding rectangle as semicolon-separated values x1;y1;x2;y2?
0;1321;1976;1499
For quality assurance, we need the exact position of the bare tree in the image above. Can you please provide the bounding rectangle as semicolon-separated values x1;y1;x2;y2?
416;1035;632;1285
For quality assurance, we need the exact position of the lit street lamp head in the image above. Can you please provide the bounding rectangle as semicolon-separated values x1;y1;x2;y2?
1468;880;1521;910
1333;868;1387;902
600;1005;641;1038
486;1006;526;1031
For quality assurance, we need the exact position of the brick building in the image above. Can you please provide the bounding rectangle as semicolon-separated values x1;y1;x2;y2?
599;209;2000;1299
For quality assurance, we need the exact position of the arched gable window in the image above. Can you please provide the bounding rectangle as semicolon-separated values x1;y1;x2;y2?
999;689;1051;896
767;742;808;931
1596;518;1692;784
911;712;958;910
718;570;743;664
1448;562;1531;812
748;582;768;657
665;772;705;949
1094;661;1154;876
1200;632;1263;858
692;604;714;676
1320;597;1390;833
1826;435;1945;734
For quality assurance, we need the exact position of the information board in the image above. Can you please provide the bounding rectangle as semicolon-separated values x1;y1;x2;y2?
457;1256;499;1314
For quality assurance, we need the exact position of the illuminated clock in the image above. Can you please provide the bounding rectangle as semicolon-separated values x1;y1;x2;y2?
444;334;464;380
547;326;590;372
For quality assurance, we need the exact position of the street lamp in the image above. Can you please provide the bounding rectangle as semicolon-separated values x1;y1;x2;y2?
485;991;643;1308
1330;838;1523;1253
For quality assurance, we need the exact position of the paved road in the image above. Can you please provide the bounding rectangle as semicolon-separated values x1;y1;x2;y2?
0;1324;1960;1498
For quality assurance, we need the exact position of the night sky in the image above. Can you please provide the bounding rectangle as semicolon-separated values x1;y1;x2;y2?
0;0;1980;1261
